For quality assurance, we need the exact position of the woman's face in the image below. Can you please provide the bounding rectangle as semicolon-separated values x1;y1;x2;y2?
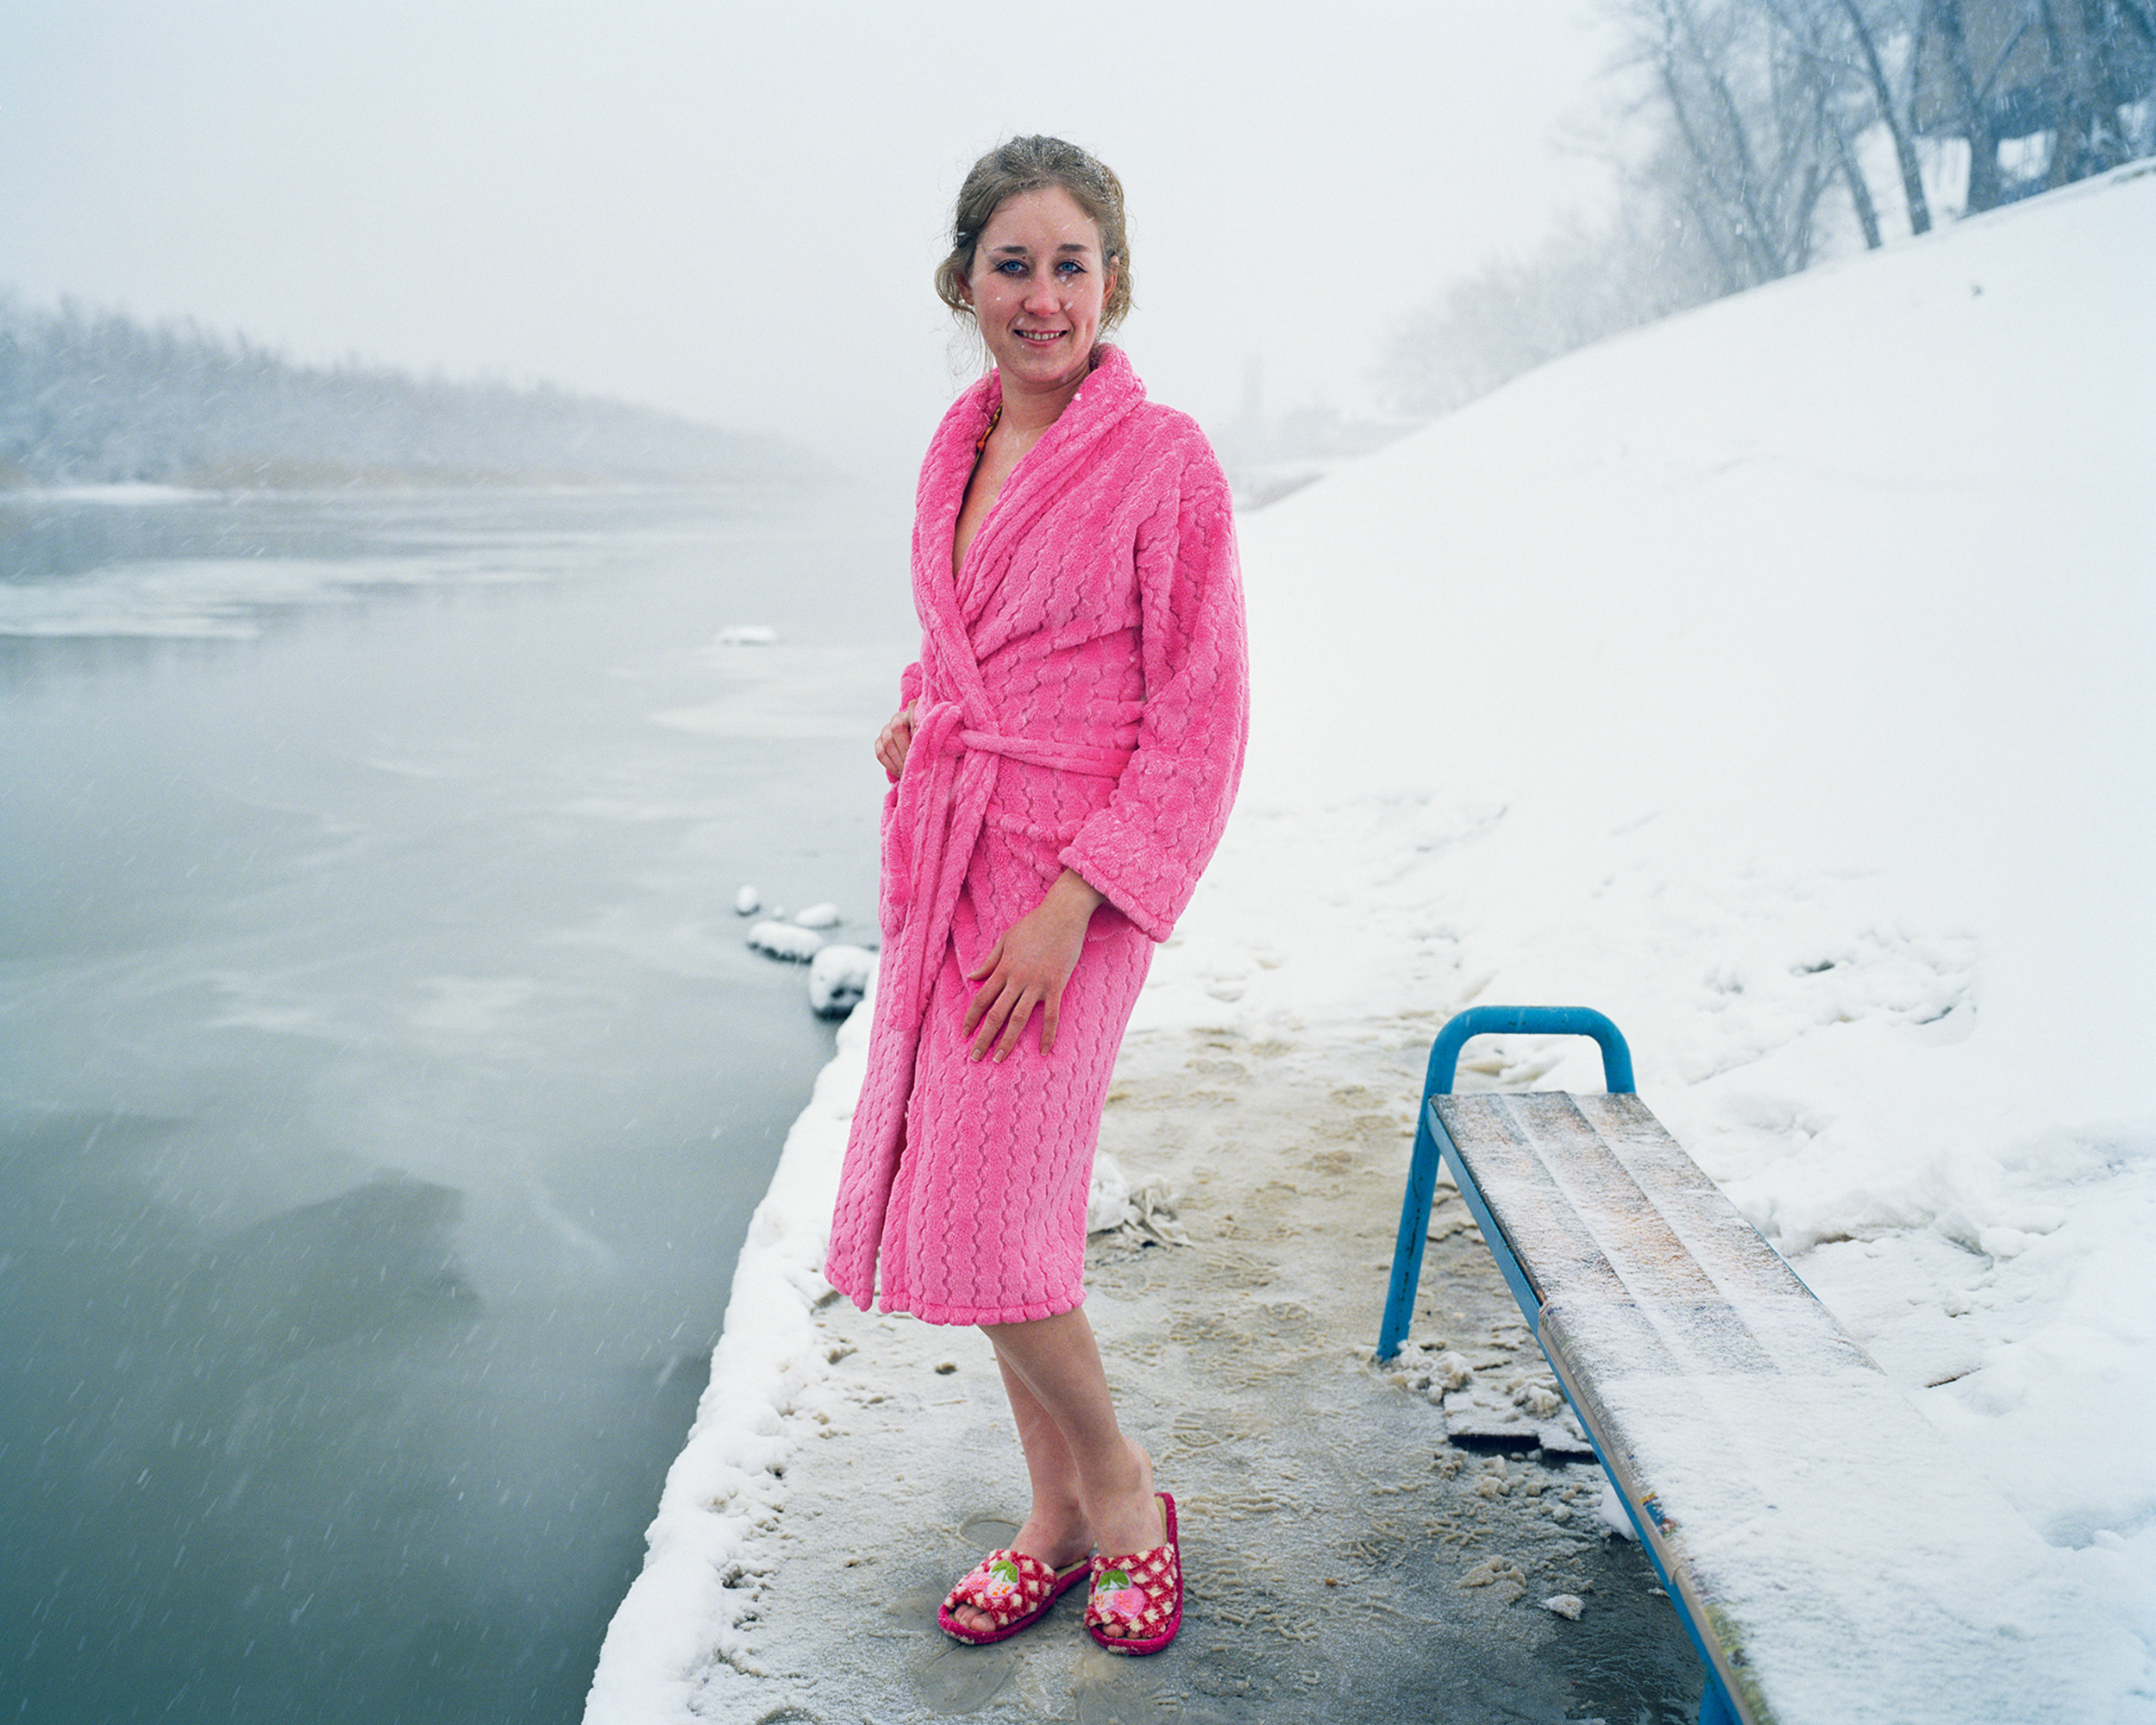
964;185;1116;398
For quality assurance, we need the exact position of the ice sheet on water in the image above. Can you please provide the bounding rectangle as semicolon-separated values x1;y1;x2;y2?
0;550;548;638
6;482;215;504
655;643;893;741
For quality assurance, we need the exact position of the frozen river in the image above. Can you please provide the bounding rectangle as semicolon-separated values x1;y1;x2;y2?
0;482;913;1722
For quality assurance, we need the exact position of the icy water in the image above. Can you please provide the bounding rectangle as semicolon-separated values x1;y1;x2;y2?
0;483;914;1723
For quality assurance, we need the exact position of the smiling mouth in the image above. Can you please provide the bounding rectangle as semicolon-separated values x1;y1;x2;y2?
1016;329;1066;345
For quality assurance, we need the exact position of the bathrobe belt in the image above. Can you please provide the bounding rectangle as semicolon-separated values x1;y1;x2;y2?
883;699;1135;1028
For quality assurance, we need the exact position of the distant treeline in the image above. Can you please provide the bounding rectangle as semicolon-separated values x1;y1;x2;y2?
0;294;813;489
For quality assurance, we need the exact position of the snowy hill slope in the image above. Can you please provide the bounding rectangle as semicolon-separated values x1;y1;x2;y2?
1139;160;2154;1704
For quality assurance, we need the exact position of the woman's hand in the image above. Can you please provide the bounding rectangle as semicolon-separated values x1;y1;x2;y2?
962;870;1104;1061
875;705;916;781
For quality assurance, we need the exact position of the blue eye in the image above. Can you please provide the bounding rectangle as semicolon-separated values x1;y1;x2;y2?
996;260;1026;274
1056;260;1085;277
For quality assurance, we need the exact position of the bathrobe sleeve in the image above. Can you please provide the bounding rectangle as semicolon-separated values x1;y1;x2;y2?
1058;433;1248;941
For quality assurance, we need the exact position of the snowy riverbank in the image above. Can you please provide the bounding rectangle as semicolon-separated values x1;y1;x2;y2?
586;161;2156;1720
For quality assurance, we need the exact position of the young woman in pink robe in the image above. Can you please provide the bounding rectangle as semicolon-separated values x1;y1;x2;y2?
823;137;1247;1655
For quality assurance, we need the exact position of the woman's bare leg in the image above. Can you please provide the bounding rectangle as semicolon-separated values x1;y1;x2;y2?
944;1306;1162;1640
993;1354;1094;1564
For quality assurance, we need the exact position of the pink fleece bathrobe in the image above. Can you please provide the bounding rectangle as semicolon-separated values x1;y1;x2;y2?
824;346;1248;1326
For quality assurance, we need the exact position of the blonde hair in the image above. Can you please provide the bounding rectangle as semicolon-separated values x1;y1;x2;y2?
933;135;1132;332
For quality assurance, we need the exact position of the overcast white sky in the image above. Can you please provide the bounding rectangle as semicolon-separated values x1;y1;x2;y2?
4;2;1624;468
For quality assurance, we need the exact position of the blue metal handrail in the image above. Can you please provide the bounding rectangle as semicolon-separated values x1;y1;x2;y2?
1423;1004;1633;1098
1376;1006;1633;1362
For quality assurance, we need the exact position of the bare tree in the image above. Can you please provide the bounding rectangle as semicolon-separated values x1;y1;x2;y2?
1914;0;2155;210
1763;0;1898;243
1927;1;2009;207
1614;0;1841;285
1834;0;1938;229
1378;0;2153;429
1608;0;2152;235
2038;0;2156;183
1379;194;1729;421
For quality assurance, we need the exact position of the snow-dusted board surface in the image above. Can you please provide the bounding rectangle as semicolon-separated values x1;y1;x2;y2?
1438;1090;2132;1723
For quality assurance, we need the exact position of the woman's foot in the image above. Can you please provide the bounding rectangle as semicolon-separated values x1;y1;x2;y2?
1086;1444;1161;1642
943;1441;1154;1640
943;1509;1092;1640
939;1546;1090;1645
1086;1490;1182;1655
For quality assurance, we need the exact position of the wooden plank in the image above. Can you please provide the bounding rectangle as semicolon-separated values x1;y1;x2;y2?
1437;1093;1772;1371
1574;1095;1813;1302
1438;1093;1876;1377
1427;1092;1633;1310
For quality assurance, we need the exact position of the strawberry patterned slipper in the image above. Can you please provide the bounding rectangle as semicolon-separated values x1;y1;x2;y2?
1085;1491;1182;1656
937;1548;1090;1646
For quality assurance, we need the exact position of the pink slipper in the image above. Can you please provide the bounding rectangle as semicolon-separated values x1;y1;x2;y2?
937;1548;1090;1646
1085;1491;1182;1655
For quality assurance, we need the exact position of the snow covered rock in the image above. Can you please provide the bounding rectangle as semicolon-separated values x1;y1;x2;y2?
807;945;872;1019
791;902;841;930
747;921;823;963
733;885;761;916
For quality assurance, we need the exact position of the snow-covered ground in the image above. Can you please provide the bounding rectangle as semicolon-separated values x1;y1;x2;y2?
586;161;2155;1719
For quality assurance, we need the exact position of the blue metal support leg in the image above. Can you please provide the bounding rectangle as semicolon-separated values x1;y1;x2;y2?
1697;1672;1742;1725
1377;1101;1448;1361
1376;1006;1633;1360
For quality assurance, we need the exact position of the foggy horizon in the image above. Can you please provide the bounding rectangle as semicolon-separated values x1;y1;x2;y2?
3;2;1621;469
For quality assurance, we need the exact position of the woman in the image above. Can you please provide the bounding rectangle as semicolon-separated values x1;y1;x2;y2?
824;135;1247;1657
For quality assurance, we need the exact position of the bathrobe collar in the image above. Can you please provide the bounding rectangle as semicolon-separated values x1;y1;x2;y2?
917;344;1149;647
